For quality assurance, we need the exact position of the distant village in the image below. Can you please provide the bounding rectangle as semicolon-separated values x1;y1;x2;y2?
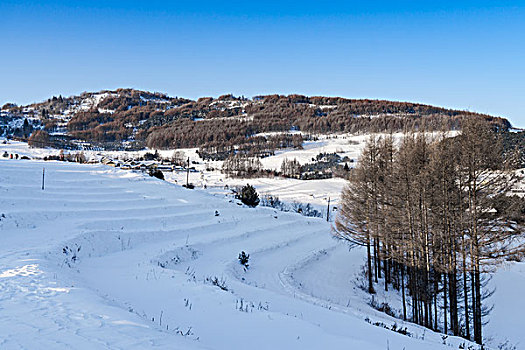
2;145;199;176
99;156;198;174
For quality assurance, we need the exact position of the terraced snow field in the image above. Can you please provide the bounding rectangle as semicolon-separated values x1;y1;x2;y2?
0;159;512;349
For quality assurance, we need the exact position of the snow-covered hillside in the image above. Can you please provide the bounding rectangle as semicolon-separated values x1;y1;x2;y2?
0;132;448;212
0;156;523;349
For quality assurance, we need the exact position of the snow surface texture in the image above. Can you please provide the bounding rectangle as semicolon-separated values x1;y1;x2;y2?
0;158;523;349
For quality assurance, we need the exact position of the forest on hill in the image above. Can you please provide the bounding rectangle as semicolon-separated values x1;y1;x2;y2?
0;89;516;160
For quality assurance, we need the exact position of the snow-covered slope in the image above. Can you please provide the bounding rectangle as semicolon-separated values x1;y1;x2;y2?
0;158;520;349
0;131;458;210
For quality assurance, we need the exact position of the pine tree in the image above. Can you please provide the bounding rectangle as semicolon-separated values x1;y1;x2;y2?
238;184;260;207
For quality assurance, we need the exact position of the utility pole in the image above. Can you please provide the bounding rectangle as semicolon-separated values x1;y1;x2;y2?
42;167;45;190
186;157;190;187
326;196;330;222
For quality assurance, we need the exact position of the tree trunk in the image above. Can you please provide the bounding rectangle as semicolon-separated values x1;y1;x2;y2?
401;264;407;321
474;267;482;344
471;270;478;343
443;272;448;334
373;238;379;283
463;267;470;339
367;236;375;294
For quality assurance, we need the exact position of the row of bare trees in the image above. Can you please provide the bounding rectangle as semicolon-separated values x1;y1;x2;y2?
334;119;524;344
222;154;263;177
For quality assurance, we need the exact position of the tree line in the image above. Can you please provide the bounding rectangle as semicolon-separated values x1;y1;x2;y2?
4;90;513;154
334;119;524;345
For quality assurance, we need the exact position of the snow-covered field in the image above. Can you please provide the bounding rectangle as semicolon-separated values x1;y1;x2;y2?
0;135;361;209
1;134;524;349
0;131;457;208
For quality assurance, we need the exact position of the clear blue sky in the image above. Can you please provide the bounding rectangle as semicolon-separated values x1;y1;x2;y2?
1;1;524;127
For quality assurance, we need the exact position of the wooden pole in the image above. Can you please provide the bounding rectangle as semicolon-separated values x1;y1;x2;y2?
326;197;330;222
186;157;190;187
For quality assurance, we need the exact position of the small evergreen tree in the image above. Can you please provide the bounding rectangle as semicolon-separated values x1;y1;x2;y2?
238;184;259;207
148;166;164;180
238;251;249;268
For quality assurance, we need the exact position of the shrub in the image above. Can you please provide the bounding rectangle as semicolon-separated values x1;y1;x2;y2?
237;184;259;207
149;167;164;180
238;251;250;268
205;276;229;291
260;194;285;211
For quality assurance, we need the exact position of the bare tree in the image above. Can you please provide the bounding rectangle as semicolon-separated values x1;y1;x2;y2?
334;122;524;344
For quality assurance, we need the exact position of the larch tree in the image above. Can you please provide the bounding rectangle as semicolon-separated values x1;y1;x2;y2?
334;120;525;345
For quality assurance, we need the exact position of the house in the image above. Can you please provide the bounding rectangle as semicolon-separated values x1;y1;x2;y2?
157;164;173;172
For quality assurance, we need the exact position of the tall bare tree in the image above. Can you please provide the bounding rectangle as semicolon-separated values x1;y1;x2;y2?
335;121;524;344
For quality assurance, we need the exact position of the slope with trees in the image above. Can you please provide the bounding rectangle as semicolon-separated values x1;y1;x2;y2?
1;90;513;154
334;119;524;345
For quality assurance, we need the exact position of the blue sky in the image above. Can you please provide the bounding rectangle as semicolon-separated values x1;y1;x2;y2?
1;1;524;127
